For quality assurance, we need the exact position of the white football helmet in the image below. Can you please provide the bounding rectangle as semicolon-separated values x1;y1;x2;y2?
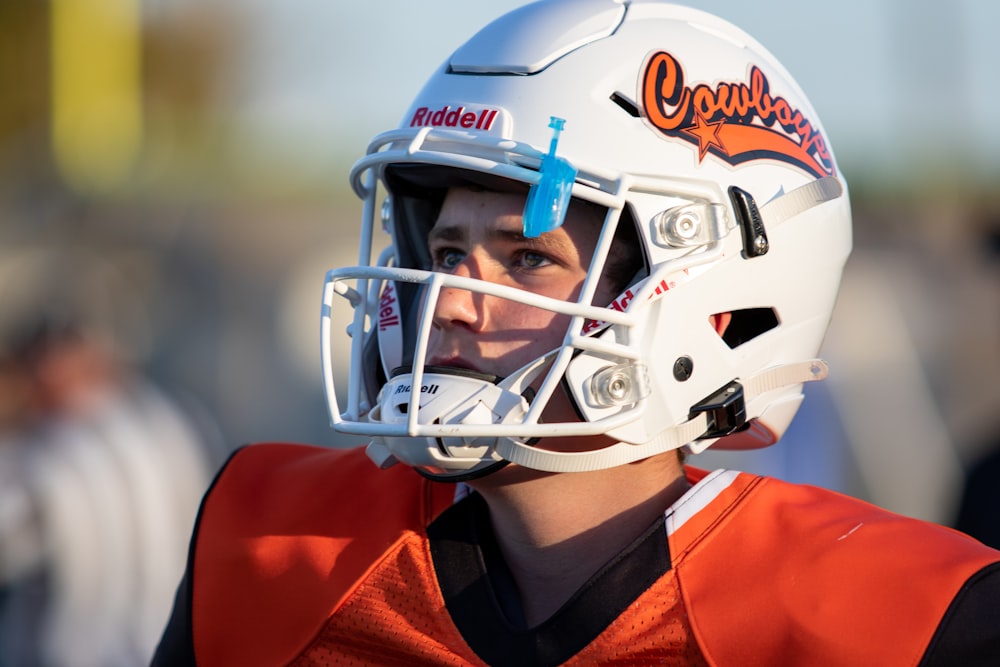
321;0;852;480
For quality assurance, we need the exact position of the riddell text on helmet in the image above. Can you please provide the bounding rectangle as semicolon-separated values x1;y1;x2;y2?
409;105;499;131
378;282;400;331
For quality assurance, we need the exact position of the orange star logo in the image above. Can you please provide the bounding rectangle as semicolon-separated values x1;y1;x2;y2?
682;111;727;161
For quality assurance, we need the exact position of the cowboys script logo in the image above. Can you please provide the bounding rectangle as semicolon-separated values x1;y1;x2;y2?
641;51;835;179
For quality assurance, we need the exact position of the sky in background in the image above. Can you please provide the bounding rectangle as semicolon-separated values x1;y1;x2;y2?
221;0;1000;179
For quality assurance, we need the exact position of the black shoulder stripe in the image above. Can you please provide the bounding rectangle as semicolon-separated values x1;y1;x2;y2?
919;560;1000;666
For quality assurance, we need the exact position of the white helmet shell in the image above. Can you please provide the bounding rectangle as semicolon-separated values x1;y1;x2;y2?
321;0;852;479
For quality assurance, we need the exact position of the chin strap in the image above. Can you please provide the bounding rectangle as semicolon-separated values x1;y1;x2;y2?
494;359;828;473
762;176;843;227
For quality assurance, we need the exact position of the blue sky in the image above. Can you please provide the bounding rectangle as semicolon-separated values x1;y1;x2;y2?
228;0;1000;176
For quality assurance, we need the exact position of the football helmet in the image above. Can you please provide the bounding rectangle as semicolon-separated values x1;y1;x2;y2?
321;0;852;480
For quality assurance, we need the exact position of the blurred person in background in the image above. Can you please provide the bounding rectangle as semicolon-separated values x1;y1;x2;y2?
0;249;214;667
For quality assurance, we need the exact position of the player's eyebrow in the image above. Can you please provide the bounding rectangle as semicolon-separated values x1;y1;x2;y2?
486;227;572;255
428;222;572;256
427;224;466;244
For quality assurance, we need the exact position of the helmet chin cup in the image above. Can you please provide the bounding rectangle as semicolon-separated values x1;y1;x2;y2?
364;367;535;478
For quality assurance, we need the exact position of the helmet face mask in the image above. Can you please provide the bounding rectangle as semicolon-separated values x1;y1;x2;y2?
321;0;852;479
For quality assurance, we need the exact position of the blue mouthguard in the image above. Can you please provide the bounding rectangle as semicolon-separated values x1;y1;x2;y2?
523;117;578;238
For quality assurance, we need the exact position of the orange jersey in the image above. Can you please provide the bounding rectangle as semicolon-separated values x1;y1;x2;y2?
153;444;1000;666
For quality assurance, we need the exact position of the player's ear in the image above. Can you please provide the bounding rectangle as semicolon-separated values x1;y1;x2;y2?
710;312;732;336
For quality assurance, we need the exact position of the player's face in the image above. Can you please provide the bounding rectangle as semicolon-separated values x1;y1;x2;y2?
426;187;613;380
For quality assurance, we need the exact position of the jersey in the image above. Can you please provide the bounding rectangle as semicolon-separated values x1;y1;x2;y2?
152;443;1000;666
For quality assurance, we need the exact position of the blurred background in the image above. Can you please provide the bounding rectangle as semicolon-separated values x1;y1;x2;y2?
0;1;997;664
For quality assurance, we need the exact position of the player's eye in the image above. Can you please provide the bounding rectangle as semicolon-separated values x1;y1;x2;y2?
432;247;465;271
517;251;552;269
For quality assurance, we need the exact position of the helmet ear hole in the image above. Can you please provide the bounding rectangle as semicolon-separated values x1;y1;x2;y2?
719;308;779;349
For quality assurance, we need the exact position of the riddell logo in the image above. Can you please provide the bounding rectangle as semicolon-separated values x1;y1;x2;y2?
394;383;440;396
378;282;400;331
640;51;835;179
409;104;500;131
582;277;678;335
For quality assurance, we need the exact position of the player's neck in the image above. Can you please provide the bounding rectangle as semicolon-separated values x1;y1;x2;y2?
469;451;689;627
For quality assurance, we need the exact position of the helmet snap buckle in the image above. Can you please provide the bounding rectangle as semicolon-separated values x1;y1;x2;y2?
729;186;769;258
690;380;747;439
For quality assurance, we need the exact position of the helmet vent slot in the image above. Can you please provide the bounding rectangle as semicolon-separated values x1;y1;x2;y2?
721;307;779;349
609;92;640;118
